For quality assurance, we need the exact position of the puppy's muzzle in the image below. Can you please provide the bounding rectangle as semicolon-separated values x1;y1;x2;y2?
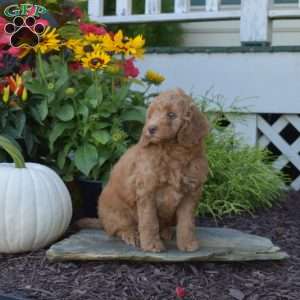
148;126;158;135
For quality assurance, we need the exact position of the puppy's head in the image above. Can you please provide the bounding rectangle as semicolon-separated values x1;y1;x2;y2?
141;89;209;146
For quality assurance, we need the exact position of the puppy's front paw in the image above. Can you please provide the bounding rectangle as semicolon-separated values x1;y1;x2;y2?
141;239;166;252
161;227;174;241
120;230;140;248
177;239;200;252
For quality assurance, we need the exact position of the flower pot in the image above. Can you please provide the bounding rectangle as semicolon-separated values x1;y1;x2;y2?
77;178;102;218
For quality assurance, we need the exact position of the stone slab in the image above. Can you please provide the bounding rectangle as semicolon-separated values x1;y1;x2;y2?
46;227;289;263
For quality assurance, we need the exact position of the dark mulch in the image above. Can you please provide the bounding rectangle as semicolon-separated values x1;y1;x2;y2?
0;192;300;300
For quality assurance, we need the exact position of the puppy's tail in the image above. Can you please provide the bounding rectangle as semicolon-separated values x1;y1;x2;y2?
76;218;103;229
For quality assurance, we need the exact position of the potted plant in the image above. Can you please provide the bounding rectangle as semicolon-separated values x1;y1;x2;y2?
21;22;165;217
0;72;39;162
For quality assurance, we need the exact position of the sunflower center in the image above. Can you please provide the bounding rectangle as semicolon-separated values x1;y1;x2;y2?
91;58;104;66
116;45;128;51
83;45;93;53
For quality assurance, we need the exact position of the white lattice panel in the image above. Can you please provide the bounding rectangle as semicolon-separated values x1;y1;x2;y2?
257;114;300;190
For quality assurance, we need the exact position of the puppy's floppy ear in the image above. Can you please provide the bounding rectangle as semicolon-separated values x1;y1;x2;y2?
139;104;153;147
177;103;209;146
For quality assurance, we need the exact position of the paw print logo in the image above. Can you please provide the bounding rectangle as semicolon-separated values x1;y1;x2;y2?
4;16;45;48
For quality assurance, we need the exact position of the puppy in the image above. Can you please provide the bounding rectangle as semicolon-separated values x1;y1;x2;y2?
78;89;209;252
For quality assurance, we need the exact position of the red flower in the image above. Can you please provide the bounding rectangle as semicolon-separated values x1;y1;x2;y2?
7;47;23;57
123;58;139;78
63;7;84;20
176;287;186;299
0;17;7;33
69;61;83;72
72;7;84;19
36;18;49;27
79;23;107;35
0;34;10;47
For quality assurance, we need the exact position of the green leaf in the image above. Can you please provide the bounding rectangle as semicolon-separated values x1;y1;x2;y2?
30;106;42;124
56;104;75;121
98;111;112;118
96;122;111;129
14;111;26;137
25;80;48;95
121;106;147;123
58;24;82;40
55;64;69;90
85;84;103;108
57;143;72;170
0;110;8;128
49;122;73;150
36;99;48;121
24;127;35;154
116;84;130;102
75;143;98;177
2;126;19;139
92;130;111;145
47;93;56;103
97;147;111;167
78;104;89;119
89;97;98;109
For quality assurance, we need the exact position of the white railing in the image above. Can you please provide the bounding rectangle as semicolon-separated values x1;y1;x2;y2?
88;0;300;45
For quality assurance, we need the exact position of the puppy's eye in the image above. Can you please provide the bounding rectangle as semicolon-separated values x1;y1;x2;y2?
167;112;177;119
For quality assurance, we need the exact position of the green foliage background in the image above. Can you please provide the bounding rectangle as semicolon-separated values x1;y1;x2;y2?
196;97;287;218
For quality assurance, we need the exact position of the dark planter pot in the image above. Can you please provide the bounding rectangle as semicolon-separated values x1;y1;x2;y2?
77;178;102;218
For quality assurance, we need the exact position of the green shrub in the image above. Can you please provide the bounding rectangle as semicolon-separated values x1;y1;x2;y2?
197;98;287;218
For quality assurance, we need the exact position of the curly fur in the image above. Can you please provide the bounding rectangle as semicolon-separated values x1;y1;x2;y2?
78;89;209;252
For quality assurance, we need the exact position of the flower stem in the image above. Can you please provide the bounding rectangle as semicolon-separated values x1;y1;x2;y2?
37;51;47;84
94;71;101;104
0;135;26;169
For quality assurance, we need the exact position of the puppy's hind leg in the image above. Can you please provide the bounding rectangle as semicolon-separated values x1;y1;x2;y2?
99;202;140;248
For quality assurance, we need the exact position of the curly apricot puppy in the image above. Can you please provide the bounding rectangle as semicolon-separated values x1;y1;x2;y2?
78;89;209;252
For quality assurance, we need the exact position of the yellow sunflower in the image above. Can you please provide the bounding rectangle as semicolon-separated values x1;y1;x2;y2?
126;35;145;58
145;70;165;85
65;38;82;51
34;27;61;54
102;33;117;53
73;41;94;60
102;31;145;58
102;30;129;54
84;33;104;43
92;43;105;52
81;51;111;71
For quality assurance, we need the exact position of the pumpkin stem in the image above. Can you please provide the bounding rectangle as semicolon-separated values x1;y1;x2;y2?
0;135;26;169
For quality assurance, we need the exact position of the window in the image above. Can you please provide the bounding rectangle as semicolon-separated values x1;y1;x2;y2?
191;0;298;5
274;0;298;3
191;0;240;5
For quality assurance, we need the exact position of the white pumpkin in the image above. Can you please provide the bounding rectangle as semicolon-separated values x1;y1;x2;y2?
0;136;72;253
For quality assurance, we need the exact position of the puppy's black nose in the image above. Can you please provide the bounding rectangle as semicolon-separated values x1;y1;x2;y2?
148;126;157;135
